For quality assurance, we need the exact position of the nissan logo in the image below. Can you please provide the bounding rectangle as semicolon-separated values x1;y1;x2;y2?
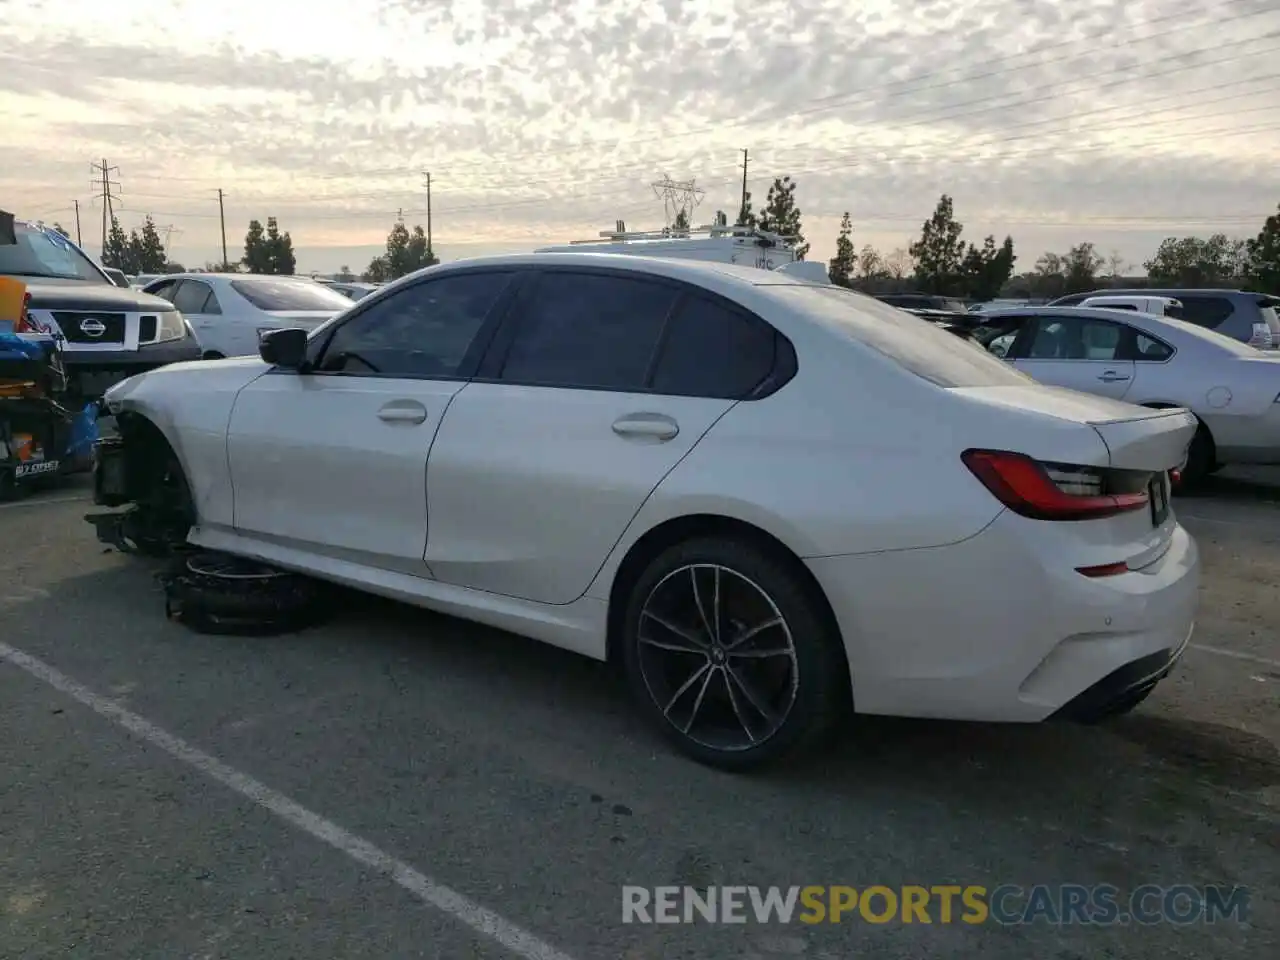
79;318;107;337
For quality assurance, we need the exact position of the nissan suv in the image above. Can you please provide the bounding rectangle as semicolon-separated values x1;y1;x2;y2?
1;219;202;399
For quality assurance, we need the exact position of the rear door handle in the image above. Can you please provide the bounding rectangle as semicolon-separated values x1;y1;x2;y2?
612;413;679;442
1098;371;1131;382
377;400;428;424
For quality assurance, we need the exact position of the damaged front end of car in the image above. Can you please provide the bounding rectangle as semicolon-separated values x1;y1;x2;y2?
85;409;194;556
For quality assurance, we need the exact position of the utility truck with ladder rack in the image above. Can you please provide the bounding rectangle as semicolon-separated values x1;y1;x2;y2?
536;222;831;283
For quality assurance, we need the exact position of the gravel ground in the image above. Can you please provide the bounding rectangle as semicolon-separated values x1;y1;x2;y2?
0;470;1276;960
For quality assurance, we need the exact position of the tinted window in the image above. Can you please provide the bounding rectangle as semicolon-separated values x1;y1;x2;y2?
499;273;677;389
317;272;511;377
777;286;1032;388
1135;333;1173;361
1025;317;1124;360
231;277;354;311
172;280;214;314
146;279;179;302
1176;296;1233;329
0;223;106;282
651;295;776;398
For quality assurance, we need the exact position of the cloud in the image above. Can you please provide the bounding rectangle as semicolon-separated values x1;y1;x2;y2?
2;0;1277;269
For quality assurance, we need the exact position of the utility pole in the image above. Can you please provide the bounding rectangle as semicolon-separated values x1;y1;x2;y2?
738;149;749;224
217;189;228;269
73;199;82;246
90;158;121;258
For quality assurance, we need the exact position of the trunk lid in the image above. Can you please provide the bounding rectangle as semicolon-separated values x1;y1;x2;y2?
952;384;1197;471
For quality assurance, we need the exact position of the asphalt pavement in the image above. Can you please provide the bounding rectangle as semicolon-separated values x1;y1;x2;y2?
0;472;1276;959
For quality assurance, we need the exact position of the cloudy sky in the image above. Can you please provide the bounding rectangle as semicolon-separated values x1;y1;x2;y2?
3;0;1278;274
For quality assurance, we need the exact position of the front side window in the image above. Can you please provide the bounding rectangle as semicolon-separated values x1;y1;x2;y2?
316;272;513;378
1024;317;1124;361
498;272;677;390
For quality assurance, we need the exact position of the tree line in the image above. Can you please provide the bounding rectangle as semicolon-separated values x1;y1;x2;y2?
706;174;1280;300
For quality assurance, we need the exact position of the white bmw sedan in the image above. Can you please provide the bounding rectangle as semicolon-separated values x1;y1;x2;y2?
142;273;353;359
95;254;1200;768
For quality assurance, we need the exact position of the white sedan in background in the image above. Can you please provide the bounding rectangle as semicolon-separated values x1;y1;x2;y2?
973;306;1280;485
143;273;353;359
96;258;1198;768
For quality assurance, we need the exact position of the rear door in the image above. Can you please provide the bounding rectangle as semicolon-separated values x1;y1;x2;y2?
1010;314;1136;400
423;269;776;604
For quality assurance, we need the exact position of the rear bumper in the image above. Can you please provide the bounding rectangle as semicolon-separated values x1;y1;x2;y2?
805;514;1200;722
1050;632;1189;722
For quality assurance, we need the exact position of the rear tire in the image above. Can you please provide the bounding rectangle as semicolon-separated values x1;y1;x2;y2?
620;536;847;771
1177;423;1215;491
201;350;225;361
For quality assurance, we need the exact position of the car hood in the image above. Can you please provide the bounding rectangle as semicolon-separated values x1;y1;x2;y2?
12;276;176;312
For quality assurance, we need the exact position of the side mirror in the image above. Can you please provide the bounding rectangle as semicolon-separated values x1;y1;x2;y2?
259;328;308;368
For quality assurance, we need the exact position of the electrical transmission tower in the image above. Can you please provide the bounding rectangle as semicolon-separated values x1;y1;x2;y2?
651;173;704;230
158;223;182;250
90;158;121;257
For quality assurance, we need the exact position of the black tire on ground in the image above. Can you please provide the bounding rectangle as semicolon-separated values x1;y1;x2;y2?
201;351;225;361
1177;423;1216;491
159;549;329;635
620;536;848;771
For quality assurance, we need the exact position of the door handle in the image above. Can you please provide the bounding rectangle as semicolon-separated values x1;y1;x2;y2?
612;413;679;442
1097;371;1131;382
377;401;428;424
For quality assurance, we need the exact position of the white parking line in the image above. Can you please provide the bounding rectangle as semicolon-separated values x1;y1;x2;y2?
0;495;91;510
0;641;579;960
1189;643;1280;670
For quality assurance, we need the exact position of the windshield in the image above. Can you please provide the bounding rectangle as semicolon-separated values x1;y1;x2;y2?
775;285;1034;388
0;223;108;282
230;277;353;312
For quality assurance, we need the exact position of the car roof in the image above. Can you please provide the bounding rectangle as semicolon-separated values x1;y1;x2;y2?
427;252;802;288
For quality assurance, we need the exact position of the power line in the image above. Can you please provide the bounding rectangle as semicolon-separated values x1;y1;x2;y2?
90;158;121;257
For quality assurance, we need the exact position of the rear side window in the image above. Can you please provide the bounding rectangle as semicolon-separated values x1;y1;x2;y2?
1175;295;1233;329
499;272;677;390
1134;333;1173;361
650;295;776;398
777;286;1032;388
172;281;214;315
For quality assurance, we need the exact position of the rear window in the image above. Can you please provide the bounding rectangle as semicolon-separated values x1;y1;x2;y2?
230;277;353;311
776;286;1034;388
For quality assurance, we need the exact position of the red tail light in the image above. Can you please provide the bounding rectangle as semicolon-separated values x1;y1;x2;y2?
13;292;33;332
962;449;1149;521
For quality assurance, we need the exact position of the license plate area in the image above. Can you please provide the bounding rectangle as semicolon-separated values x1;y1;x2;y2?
1149;473;1170;527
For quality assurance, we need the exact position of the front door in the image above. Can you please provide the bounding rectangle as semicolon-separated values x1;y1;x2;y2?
225;269;521;574
1010;314;1136;400
425;269;780;605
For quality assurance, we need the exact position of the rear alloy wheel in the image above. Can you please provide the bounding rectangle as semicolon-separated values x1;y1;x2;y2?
621;537;846;770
